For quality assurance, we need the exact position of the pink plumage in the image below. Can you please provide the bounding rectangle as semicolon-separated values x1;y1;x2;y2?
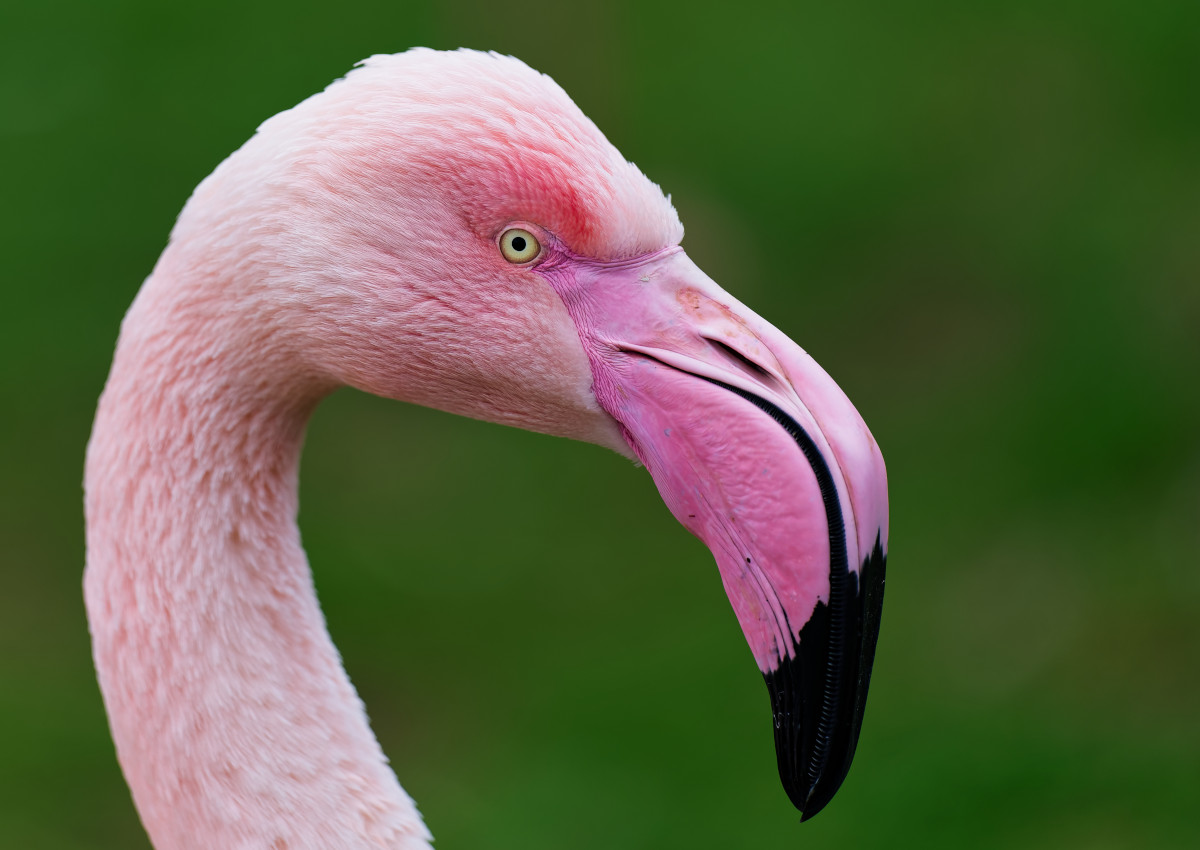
86;48;887;848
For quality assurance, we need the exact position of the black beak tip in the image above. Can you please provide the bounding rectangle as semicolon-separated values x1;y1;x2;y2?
764;536;886;824
775;730;853;822
795;778;838;822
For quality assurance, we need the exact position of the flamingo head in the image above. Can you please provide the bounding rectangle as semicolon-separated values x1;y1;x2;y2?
158;48;889;820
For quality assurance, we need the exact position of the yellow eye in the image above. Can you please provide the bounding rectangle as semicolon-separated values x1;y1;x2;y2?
499;228;541;263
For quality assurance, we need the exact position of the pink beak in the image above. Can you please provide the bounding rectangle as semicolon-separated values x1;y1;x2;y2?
541;248;889;819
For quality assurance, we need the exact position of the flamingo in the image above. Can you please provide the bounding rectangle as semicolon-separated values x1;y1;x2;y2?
84;48;889;849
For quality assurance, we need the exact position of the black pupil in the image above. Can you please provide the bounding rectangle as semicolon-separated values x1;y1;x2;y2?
511;236;527;253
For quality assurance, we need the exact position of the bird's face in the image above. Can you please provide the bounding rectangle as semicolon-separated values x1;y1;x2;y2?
179;49;889;819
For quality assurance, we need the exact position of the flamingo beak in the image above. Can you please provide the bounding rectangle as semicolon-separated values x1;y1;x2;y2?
541;248;889;819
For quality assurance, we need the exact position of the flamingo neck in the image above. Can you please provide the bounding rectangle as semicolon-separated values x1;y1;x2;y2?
83;276;432;850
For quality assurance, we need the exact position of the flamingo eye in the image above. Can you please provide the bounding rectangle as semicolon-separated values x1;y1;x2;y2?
499;228;541;263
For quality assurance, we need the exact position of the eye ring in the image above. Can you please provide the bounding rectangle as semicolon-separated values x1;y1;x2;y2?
499;227;542;264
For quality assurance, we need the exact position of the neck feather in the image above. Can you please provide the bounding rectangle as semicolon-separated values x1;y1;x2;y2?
84;270;432;850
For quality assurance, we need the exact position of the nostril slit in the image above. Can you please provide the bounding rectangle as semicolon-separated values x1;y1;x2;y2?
706;338;773;381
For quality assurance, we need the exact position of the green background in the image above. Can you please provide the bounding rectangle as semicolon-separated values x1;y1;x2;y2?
3;1;1198;847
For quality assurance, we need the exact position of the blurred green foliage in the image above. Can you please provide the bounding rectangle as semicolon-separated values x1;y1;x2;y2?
2;1;1198;847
